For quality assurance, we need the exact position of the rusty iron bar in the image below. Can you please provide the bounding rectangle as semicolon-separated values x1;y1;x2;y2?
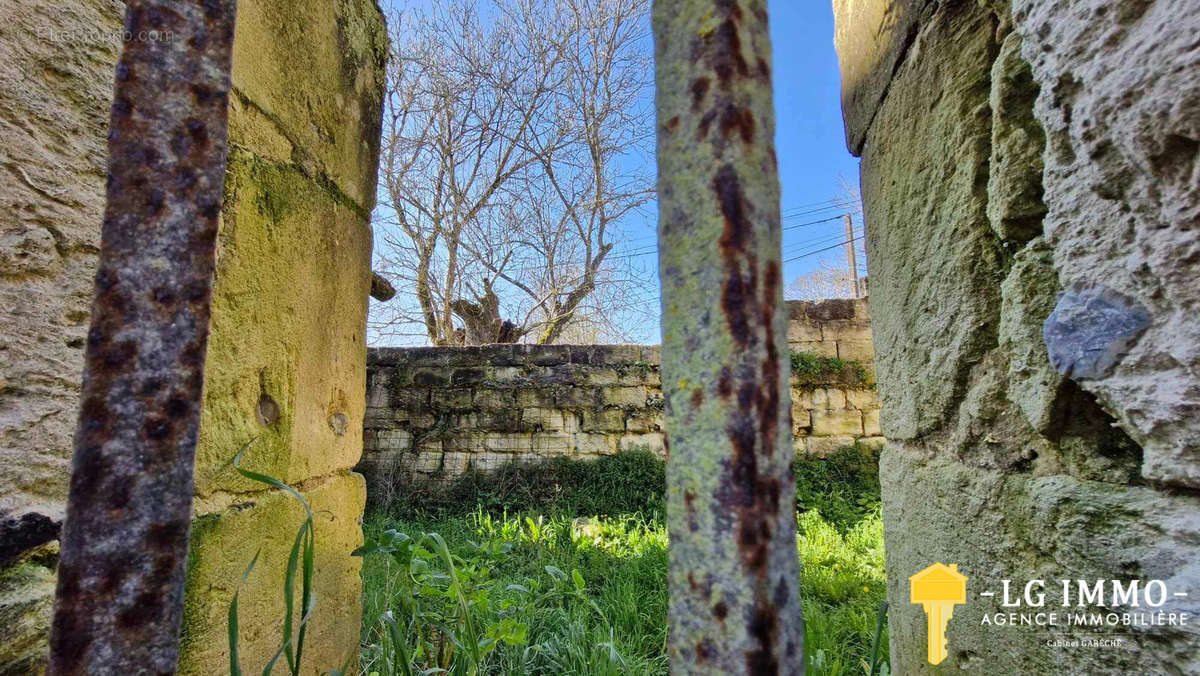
48;1;237;673
653;0;803;673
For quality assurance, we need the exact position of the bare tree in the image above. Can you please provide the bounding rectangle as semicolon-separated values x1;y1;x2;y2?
785;261;860;300
372;0;654;346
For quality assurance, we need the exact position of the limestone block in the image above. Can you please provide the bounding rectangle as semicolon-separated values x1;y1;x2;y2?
469;452;513;472
600;386;648;408
0;0;121;533
372;428;412;453
792;409;812;433
812;408;864;437
432;387;474;410
582;367;621;386
787;319;822;343
389;387;430;411
229;0;387;211
880;446;1200;674
820;322;873;344
531;433;573;456
442;452;471;475
1012;0;1200;486
523;407;575;433
805;436;858;458
863;409;882;437
858;0;1004;441
181;474;365;675
515;388;557;408
791;340;838;358
411;369;449;386
999;239;1066;433
625;411;665;434
555;386;599;408
580;408;626;433
832;0;929;153
811;388;847;410
480;432;532;454
790;388;814;409
856;436;886;453
986;31;1046;242
573;433;617;456
193;151;371;495
410;451;444;474
486;366;524;383
845;389;879;411
618;433;665;457
836;339;876;363
473;389;516;410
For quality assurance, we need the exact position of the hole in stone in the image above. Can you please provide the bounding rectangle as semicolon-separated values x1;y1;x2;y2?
256;393;280;426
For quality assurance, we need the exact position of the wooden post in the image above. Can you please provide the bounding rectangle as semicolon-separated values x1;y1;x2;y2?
653;0;803;672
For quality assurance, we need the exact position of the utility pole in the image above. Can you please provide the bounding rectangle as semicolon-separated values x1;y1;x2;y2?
844;212;859;298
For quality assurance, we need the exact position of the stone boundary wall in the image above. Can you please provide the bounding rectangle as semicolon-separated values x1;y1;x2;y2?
360;299;882;497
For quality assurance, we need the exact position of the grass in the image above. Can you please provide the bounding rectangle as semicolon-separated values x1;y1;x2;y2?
358;446;887;675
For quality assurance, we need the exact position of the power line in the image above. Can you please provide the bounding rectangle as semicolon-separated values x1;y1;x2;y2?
782;213;845;231
783;235;864;263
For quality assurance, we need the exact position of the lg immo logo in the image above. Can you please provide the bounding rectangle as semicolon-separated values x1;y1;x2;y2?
910;563;968;665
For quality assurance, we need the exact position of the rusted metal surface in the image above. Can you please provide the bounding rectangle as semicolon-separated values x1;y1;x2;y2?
48;2;237;673
653;0;803;673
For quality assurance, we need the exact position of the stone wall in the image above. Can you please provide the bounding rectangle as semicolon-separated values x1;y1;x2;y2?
360;300;883;499
833;0;1199;672
0;2;386;673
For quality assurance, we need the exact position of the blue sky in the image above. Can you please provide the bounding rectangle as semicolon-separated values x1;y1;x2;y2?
370;1;860;345
598;2;864;342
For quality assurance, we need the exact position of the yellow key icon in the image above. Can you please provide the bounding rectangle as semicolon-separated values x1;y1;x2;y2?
909;563;968;665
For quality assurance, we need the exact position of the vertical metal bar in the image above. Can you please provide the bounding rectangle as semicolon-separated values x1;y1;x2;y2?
48;1;237;673
653;0;803;673
844;213;858;298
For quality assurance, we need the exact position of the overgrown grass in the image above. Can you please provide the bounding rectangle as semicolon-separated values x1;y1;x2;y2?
359;446;887;675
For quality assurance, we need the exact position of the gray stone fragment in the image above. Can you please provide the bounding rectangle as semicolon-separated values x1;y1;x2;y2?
1043;286;1150;379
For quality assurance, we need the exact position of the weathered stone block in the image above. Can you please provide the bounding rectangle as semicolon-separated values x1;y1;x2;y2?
792;340;838;358
431;387;473;410
555;386;599;408
787;319;823;343
515;388;558;408
845;388;880;410
181;474;365;674
474;389;517;410
618;433;665;456
790;388;814;409
863;410;882;437
580;408;626;433
480;432;532;454
624;411;665;434
805;436;858;458
858;0;1004;441
531;433;573;455
986;30;1046;242
811;388;848;410
600;386;648;408
573;433;617;456
523;408;575;433
812;408;864;436
229;0;387;211
792;409;812;433
836;339;875;363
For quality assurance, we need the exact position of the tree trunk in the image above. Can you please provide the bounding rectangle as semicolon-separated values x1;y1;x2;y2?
653;1;803;673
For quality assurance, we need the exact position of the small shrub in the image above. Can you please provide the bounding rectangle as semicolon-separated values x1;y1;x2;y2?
789;350;869;385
